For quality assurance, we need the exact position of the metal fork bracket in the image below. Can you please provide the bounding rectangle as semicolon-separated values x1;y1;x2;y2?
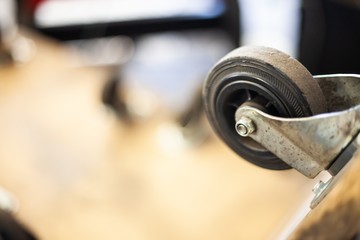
235;74;360;178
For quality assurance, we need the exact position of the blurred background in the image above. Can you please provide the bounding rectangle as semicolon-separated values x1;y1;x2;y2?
0;0;359;239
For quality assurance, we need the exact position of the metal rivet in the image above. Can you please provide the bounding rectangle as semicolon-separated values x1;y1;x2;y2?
312;180;326;195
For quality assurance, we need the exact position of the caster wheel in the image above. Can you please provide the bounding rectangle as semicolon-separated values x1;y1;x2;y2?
203;46;327;170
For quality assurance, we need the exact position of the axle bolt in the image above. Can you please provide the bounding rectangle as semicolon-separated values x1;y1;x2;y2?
235;117;255;137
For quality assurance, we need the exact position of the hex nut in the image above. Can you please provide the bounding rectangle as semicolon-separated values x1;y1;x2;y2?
235;117;256;137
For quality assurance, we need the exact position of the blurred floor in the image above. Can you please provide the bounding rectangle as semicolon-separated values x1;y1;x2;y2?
0;29;324;240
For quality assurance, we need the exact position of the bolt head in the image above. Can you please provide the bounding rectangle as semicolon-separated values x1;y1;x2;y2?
236;124;248;136
235;117;255;137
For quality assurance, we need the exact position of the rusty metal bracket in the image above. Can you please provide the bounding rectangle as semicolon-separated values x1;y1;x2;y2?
234;74;360;178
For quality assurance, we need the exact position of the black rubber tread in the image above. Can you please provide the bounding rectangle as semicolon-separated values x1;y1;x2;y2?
203;46;327;170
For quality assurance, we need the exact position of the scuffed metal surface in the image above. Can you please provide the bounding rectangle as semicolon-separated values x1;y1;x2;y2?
234;74;360;178
316;74;360;112
235;105;360;178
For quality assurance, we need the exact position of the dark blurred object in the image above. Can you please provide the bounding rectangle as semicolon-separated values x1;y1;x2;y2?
299;0;360;74
26;0;239;45
0;0;18;63
15;0;45;25
101;29;234;123
0;210;37;240
330;0;360;8
102;73;131;122
1;0;37;64
14;0;360;75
